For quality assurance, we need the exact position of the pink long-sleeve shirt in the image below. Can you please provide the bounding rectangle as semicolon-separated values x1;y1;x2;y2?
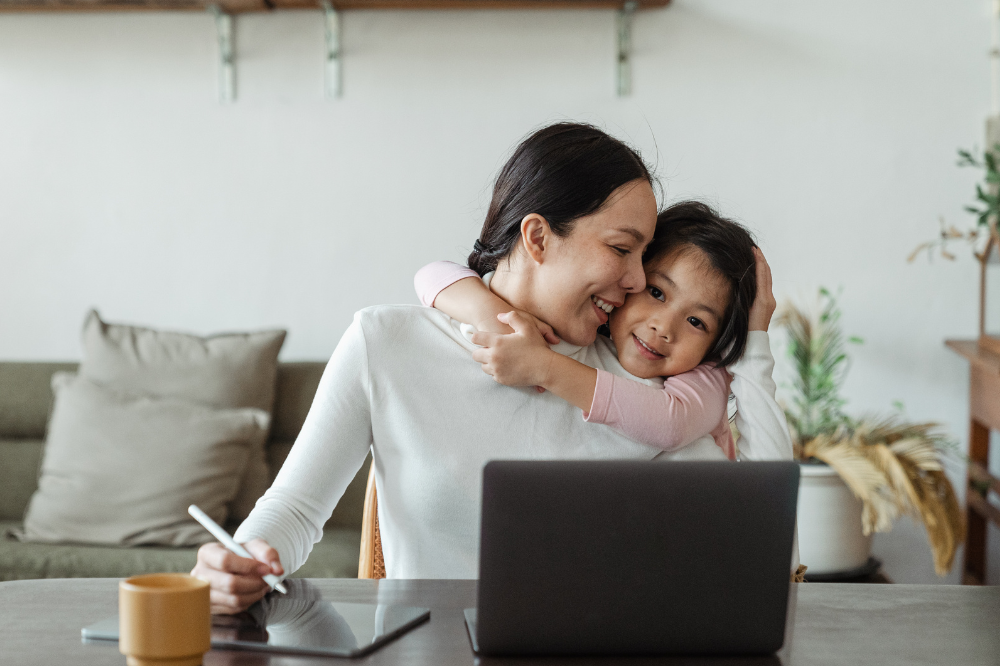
414;261;736;459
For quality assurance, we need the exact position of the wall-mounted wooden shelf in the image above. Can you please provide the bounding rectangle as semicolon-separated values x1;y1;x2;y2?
0;0;668;102
0;0;669;14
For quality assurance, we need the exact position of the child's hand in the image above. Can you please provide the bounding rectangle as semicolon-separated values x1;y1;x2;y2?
748;247;776;331
515;312;561;345
474;310;560;345
471;311;557;388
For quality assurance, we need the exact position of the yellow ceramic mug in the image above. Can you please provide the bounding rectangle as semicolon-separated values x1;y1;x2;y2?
119;573;211;666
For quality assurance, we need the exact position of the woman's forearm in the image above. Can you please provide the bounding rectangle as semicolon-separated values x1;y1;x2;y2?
234;315;375;575
729;331;793;461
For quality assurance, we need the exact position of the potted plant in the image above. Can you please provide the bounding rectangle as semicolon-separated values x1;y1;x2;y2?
910;143;1000;353
777;290;964;576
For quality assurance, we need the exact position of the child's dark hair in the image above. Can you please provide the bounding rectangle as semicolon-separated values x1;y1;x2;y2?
469;122;653;276
645;201;757;368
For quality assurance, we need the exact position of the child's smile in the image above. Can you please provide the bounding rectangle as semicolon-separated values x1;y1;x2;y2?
608;246;731;379
631;332;666;360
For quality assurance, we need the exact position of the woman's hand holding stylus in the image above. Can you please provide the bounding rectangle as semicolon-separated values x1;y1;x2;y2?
192;539;284;614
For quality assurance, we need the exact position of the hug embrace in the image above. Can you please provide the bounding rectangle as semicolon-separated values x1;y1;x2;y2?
192;122;796;614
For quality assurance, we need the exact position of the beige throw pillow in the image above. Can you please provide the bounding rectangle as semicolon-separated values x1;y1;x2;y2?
21;373;269;547
79;310;285;521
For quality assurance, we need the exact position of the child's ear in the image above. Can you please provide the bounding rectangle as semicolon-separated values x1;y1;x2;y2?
519;214;551;266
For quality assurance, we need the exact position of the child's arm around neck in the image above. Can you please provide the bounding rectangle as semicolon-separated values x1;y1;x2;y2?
414;261;596;409
469;312;600;412
585;365;733;454
414;261;732;455
471;312;731;453
414;260;561;343
414;261;513;335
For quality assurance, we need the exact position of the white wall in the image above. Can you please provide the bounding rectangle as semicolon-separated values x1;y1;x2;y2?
1;1;995;584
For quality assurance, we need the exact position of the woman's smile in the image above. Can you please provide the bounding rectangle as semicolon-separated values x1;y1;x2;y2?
592;296;616;314
590;298;609;326
590;295;620;326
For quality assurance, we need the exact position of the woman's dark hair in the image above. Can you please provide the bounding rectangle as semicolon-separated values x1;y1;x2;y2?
644;201;758;368
468;122;653;275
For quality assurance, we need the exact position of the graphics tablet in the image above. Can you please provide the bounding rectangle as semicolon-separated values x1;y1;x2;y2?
82;580;429;658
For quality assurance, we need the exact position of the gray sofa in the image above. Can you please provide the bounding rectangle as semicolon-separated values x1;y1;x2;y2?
0;361;370;581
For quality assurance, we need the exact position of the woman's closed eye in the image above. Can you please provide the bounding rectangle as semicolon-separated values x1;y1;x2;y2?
611;245;632;256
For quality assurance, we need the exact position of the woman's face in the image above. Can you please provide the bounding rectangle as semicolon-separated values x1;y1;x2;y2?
534;180;657;346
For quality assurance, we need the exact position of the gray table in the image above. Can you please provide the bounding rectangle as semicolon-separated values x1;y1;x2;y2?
0;578;997;666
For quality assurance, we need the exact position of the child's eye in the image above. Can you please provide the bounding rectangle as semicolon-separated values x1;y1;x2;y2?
649;286;665;302
687;316;706;330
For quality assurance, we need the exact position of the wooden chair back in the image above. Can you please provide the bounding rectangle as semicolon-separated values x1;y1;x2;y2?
357;461;385;579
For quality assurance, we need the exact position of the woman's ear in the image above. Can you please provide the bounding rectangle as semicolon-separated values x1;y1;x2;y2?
519;214;550;266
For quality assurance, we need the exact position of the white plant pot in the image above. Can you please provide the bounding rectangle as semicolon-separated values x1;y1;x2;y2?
796;463;873;575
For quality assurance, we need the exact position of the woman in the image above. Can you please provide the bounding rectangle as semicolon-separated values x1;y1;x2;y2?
193;123;791;614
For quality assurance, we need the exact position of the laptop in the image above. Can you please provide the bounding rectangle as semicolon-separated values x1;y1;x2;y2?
465;460;799;657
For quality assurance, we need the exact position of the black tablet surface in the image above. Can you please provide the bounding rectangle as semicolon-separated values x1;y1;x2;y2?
82;580;429;658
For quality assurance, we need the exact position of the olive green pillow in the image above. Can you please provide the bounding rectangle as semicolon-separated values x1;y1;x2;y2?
20;373;269;547
79;310;285;521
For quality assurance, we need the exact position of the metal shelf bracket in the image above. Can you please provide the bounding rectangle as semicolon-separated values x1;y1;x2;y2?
321;1;342;99
617;0;638;97
209;5;236;103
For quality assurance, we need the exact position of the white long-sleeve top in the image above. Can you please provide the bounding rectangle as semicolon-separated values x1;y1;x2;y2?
234;306;793;579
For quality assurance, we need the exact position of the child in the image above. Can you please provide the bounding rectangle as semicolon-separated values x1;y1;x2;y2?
414;201;761;460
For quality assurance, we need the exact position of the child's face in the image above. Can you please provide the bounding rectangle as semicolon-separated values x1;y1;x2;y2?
608;246;730;379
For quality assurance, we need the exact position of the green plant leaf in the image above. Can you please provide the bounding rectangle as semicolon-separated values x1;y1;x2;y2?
777;289;856;446
985;150;997;171
958;149;978;166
